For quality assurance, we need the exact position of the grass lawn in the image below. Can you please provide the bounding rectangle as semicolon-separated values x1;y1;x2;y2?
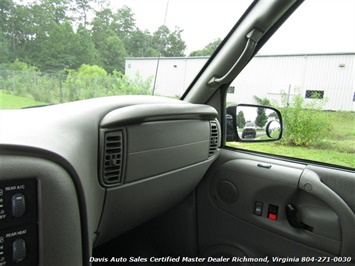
0;91;47;109
227;142;355;169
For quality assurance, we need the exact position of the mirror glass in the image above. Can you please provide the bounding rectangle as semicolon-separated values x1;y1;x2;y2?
266;120;281;139
227;105;282;141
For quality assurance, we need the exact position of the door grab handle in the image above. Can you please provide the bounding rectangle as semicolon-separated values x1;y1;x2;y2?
299;169;355;257
208;28;263;86
285;204;313;231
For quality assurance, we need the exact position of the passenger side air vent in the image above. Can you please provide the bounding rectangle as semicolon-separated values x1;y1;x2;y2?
102;130;125;185
209;120;219;158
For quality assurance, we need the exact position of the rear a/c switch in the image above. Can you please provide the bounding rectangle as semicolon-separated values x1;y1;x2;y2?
12;193;26;218
268;204;279;220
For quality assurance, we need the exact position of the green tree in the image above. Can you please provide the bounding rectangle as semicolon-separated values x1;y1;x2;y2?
91;7;136;73
124;29;158;57
73;0;94;26
255;107;267;128
236;110;246;128
152;25;186;57
0;0;15;39
39;0;72;24
6;0;187;73
38;21;81;71
190;38;222;56
91;8;113;35
76;24;98;65
0;0;14;30
112;6;136;38
91;8;118;72
98;35;127;73
0;26;11;63
11;1;71;67
1;1;28;61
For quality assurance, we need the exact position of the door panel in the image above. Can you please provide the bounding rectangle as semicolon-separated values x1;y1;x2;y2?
197;149;355;264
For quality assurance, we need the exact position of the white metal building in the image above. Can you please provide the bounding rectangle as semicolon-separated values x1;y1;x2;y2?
125;53;355;111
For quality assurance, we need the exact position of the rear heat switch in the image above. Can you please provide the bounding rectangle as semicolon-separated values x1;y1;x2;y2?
13;238;27;263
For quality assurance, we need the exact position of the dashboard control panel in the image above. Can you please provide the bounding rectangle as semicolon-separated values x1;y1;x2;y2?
0;179;38;266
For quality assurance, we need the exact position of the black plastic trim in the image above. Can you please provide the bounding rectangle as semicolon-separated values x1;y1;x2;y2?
99;128;127;187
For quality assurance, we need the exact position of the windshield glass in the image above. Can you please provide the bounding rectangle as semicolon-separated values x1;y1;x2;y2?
0;0;251;109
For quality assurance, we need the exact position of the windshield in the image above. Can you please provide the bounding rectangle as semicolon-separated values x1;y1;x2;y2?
0;0;252;109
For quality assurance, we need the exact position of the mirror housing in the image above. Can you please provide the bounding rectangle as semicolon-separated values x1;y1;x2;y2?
226;104;282;142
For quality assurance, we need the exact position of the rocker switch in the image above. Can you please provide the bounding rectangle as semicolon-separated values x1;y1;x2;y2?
13;238;26;263
254;201;263;216
268;204;279;220
12;193;26;218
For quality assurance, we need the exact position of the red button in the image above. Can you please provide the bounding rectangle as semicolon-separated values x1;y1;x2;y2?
268;213;277;220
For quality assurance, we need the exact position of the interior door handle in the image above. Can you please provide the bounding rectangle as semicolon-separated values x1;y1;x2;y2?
299;169;355;257
285;204;313;231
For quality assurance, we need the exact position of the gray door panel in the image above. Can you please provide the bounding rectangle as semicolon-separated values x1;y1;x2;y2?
197;149;355;264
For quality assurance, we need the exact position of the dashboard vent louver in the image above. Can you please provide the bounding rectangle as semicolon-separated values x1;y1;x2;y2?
209;120;219;158
102;130;124;185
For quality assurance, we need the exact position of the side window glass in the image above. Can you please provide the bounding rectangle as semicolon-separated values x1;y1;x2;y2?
225;1;355;169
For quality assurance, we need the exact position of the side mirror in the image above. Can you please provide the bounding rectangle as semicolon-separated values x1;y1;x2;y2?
226;104;283;142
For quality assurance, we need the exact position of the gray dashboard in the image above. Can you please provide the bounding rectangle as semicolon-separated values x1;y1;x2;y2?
0;95;220;265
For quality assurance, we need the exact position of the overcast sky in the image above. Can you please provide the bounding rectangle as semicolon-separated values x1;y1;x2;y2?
111;0;355;55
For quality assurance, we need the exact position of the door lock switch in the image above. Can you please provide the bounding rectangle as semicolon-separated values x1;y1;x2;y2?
254;201;263;216
268;204;279;220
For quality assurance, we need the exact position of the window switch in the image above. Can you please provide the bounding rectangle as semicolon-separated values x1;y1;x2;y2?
254;201;263;216
268;204;279;220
